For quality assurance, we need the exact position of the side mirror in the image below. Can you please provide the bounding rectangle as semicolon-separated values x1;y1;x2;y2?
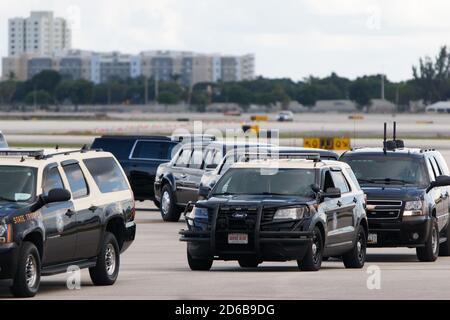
205;164;218;170
322;187;341;199
311;184;321;194
45;188;72;204
198;186;211;199
428;175;450;191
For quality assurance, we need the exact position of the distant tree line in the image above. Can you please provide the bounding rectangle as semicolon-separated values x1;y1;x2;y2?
1;46;450;111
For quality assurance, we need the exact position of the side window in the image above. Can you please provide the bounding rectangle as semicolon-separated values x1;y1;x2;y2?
83;157;129;193
63;163;89;199
323;170;335;190
434;153;450;175
189;148;204;170
345;168;360;190
331;171;350;193
42;166;64;196
131;141;174;160
212;149;223;165
174;148;191;168
203;149;215;167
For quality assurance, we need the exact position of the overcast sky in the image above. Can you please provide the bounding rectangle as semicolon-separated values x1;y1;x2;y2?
1;0;450;81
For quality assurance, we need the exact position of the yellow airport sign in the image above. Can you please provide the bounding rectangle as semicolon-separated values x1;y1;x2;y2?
303;137;350;150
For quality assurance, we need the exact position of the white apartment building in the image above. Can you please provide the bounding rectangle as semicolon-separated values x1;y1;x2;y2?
8;11;71;57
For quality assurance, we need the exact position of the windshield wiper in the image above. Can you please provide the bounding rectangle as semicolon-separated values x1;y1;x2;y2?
362;178;415;185
0;196;17;202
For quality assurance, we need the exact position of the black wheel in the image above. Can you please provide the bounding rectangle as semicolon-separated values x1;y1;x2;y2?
187;251;213;271
160;184;183;222
298;226;323;271
153;199;161;209
417;218;439;262
10;242;41;298
343;225;367;268
238;258;260;268
89;232;120;285
439;220;450;256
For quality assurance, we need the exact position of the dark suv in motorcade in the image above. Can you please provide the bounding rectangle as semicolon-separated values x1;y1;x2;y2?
180;155;368;271
154;141;273;221
0;148;136;297
340;124;450;261
91;134;214;208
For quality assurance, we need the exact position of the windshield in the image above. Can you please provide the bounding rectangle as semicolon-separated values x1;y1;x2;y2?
0;166;37;202
212;168;317;197
342;156;428;187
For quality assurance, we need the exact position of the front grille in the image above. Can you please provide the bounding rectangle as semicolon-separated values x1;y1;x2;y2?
366;199;403;219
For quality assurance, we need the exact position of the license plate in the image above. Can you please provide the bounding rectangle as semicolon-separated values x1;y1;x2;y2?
228;233;248;244
368;233;378;244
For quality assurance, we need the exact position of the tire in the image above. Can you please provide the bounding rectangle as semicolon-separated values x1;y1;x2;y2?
187;251;213;271
439;220;450;256
343;225;367;269
417;218;439;262
89;232;120;286
238;259;260;268
298;226;323;271
10;242;41;298
160;184;183;222
153;199;161;209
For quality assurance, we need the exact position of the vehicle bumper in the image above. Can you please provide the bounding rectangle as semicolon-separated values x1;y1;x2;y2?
180;230;314;261
0;243;19;280
367;216;432;247
121;221;136;253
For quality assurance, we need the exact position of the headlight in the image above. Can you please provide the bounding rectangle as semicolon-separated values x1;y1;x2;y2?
273;207;309;220
186;207;208;220
0;221;12;243
403;200;424;216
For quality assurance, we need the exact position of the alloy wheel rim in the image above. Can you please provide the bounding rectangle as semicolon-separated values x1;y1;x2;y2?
25;254;37;288
432;226;438;255
357;233;365;262
312;234;321;264
105;243;116;276
162;191;171;215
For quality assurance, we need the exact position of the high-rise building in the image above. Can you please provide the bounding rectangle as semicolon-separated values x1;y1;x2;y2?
8;11;71;57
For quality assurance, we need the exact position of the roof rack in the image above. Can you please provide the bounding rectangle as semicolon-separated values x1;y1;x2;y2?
37;145;102;160
171;134;216;143
234;152;321;162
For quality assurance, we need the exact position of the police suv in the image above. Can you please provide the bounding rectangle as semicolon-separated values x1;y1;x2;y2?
180;154;368;271
0;148;136;297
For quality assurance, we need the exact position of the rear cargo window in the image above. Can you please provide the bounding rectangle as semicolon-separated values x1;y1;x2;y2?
83;157;129;193
131;141;175;160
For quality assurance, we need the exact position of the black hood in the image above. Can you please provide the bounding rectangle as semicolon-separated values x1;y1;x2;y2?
361;185;425;201
0;201;30;218
202;194;313;207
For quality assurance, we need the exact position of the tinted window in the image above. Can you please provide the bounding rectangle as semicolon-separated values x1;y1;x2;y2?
342;156;429;187
0;166;36;202
331;171;350;193
0;134;7;148
63;163;88;198
189;148;204;169
203;149;215;167
42;166;64;196
174;148;191;167
91;138;135;160
212;168;316;197
83;157;129;193
132;141;175;160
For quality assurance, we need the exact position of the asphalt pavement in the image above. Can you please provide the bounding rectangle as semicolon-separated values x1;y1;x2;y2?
1;201;450;300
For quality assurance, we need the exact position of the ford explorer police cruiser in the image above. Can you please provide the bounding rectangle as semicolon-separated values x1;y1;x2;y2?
180;154;368;271
0;147;136;297
340;123;450;262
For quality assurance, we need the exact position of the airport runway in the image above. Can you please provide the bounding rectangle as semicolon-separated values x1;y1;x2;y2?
1;201;450;300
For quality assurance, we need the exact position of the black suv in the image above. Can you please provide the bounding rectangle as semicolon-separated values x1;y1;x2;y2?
180;155;368;271
0;148;136;297
91;134;215;208
340;123;450;261
154;141;272;221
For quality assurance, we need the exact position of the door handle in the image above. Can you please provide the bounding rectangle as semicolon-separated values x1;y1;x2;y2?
337;201;342;207
180;174;187;179
89;205;98;212
65;209;75;218
353;197;358;203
